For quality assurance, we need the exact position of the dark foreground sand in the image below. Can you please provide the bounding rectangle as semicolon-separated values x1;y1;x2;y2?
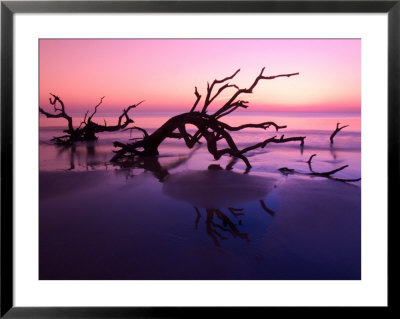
39;168;360;280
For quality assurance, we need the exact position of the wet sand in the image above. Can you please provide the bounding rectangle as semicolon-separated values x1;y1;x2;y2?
39;117;361;280
39;153;360;280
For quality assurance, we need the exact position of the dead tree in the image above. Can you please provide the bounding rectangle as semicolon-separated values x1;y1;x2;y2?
112;68;305;169
39;93;142;144
330;122;349;144
278;154;361;183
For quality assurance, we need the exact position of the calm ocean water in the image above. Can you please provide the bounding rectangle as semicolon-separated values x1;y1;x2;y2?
40;113;361;173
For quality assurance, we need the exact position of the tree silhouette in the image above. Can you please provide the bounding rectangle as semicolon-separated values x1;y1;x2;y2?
330;122;349;144
111;68;306;169
279;154;361;183
39;93;143;144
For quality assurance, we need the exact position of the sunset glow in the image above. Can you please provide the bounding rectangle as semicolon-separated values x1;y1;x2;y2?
39;39;361;114
39;39;362;281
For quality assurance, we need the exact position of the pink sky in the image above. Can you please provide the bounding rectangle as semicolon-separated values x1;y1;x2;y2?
39;39;360;115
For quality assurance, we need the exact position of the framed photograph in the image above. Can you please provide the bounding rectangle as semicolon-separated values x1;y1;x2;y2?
1;0;396;317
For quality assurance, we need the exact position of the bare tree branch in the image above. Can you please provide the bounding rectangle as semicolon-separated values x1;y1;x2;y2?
40;93;74;134
279;154;361;183
190;87;201;112
221;121;287;132
112;68;304;170
213;68;299;119
202;68;241;113
330;122;349;144
87;96;106;122
39;94;143;144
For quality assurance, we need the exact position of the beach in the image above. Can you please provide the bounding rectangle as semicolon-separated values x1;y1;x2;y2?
39;113;361;280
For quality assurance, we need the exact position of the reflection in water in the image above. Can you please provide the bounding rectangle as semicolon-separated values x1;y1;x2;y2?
114;155;170;181
163;169;276;206
330;144;337;160
260;199;275;216
50;140;201;181
194;200;276;246
53;141;106;171
42;142;280;246
40;130;360;248
113;145;201;181
109;153;277;246
202;207;250;246
58;144;76;171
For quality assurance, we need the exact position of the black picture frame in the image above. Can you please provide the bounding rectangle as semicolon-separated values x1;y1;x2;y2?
1;1;397;317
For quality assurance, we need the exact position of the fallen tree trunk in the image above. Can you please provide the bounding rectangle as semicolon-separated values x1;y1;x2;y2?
112;67;306;169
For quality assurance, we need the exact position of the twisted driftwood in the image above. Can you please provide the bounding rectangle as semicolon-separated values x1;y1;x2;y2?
112;68;306;169
279;154;361;183
39;93;142;144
